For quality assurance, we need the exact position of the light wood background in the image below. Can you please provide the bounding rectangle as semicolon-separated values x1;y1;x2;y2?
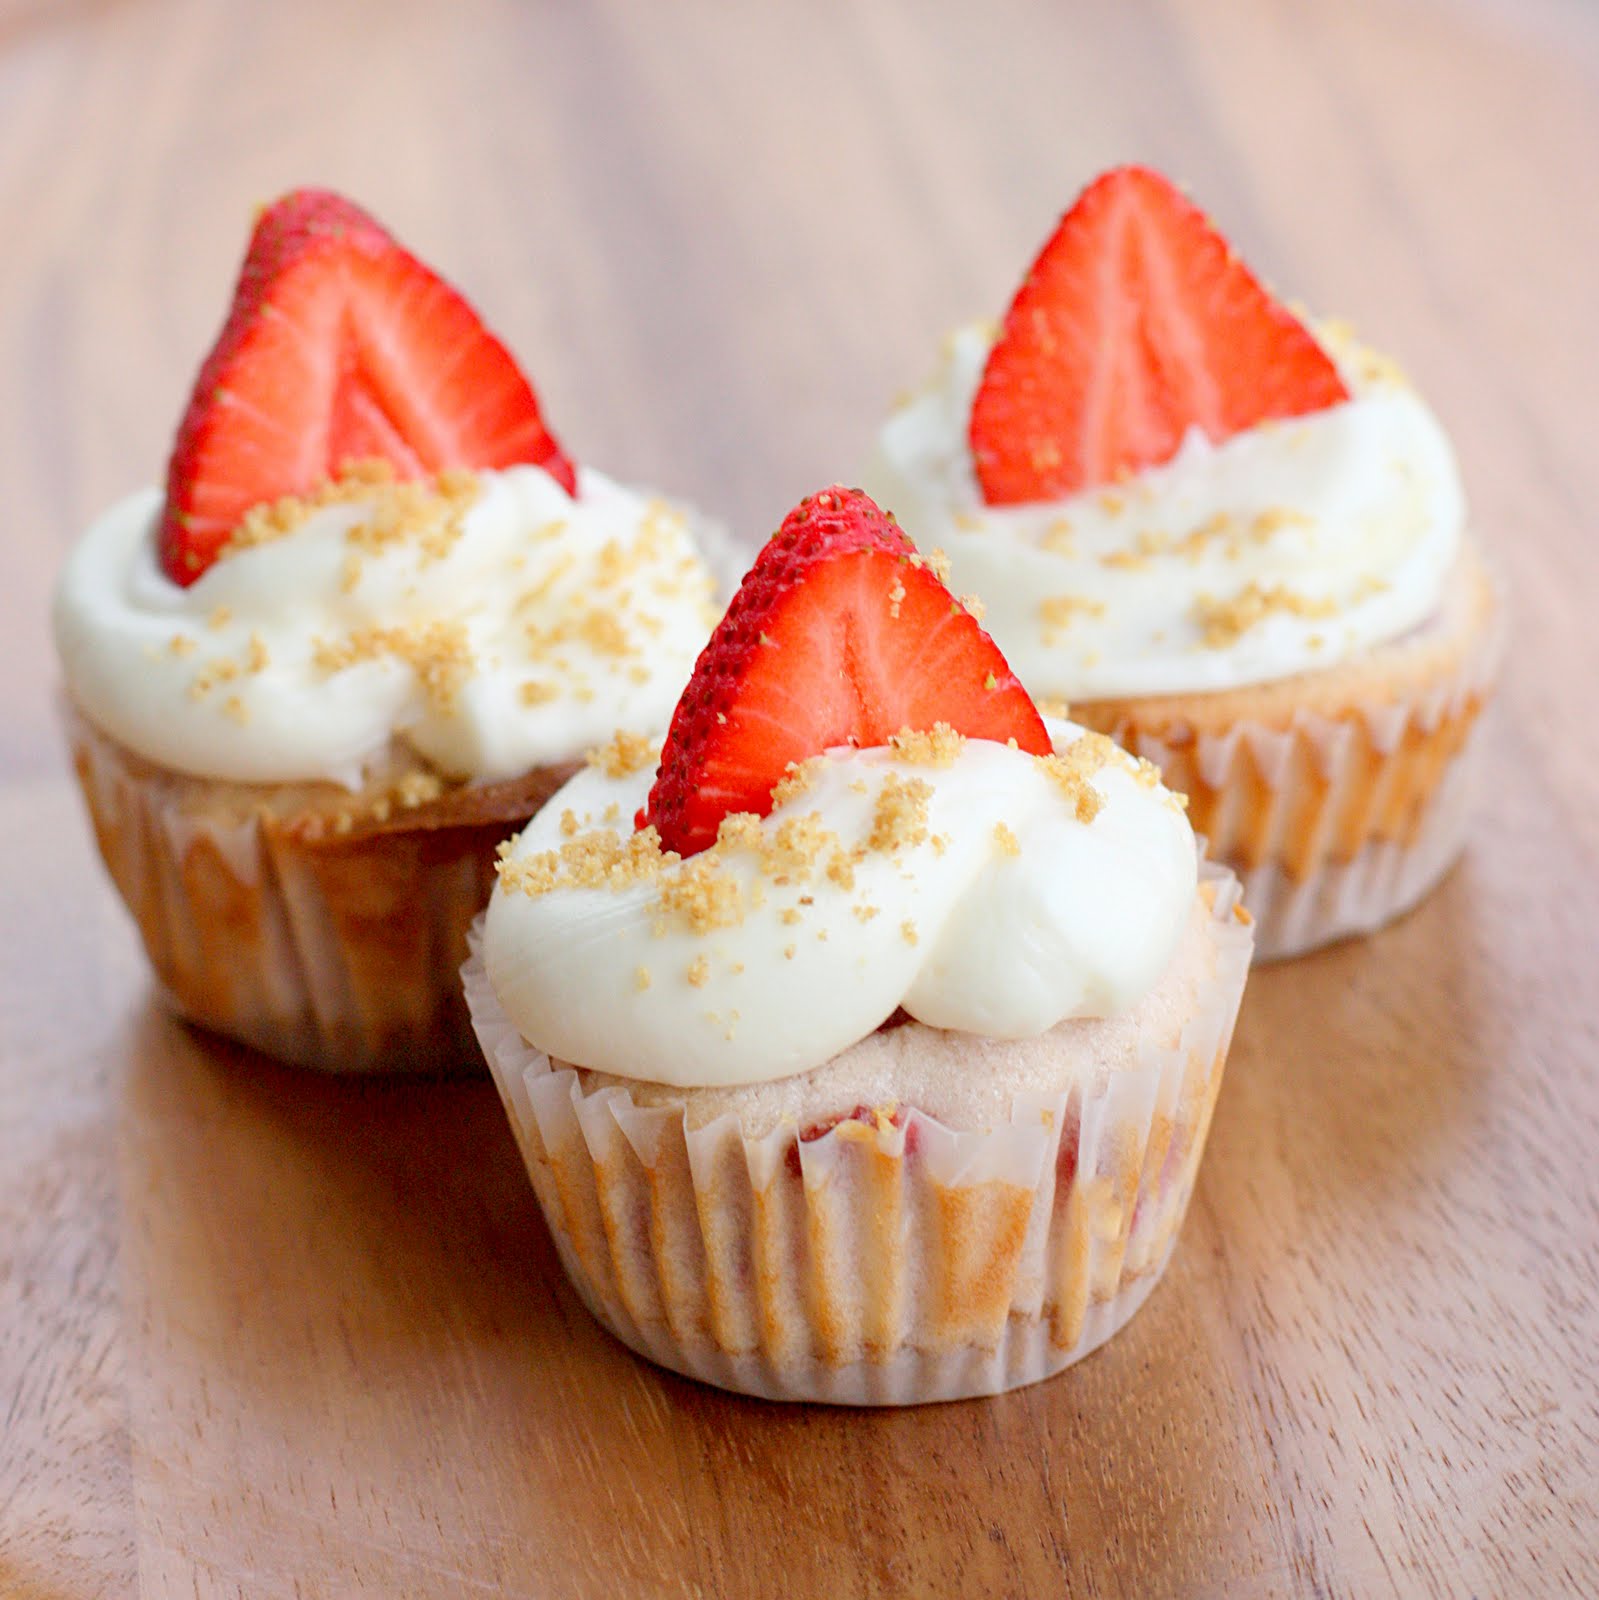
4;0;1598;1595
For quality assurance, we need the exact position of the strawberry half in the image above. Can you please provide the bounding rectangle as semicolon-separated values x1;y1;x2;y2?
159;188;575;584
643;486;1050;856
969;165;1350;505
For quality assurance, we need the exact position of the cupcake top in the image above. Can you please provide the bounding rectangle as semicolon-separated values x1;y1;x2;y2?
483;487;1199;1089
863;166;1467;702
53;190;717;787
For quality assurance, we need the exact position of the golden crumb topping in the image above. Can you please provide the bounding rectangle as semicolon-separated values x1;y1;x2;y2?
497;825;676;897
868;774;932;853
312;621;474;711
586;729;660;779
888;723;966;767
1039;594;1106;638
221;460;480;565
770;756;825;809
657;855;745;933
993;821;1021;857
1194;582;1339;648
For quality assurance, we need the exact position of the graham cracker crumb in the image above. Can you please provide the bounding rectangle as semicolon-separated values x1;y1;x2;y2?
960;593;987;622
208;605;232;630
686;956;711;989
312;621;474;711
634;966;652;992
1040;519;1076;555
221;460;480;565
520;680;559;706
497;825;676;898
586;729;659;779
657;855;744;933
993;821;1021;857
900;920;918;946
771;757;824;809
1040;594;1106;637
1195;583;1339;647
868;774;932;853
888;723;965;767
221;695;248;724
888;576;906;619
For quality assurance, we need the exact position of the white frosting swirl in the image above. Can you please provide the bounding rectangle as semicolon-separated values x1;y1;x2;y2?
483;721;1198;1087
862;324;1466;699
53;466;718;786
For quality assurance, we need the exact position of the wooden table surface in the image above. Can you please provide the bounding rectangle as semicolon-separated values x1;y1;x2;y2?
4;1;1598;1595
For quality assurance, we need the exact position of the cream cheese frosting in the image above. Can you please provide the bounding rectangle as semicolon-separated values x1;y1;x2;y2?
483;719;1198;1088
53;464;719;787
862;323;1466;700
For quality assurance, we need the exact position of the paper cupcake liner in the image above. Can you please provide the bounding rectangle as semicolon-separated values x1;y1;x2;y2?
1080;594;1502;962
463;864;1253;1405
65;704;565;1074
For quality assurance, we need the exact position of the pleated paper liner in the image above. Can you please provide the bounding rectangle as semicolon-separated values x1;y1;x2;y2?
1073;545;1503;960
464;862;1253;1405
65;699;575;1074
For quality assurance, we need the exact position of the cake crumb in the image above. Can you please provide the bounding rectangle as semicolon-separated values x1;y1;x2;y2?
394;771;444;810
634;966;652;992
900;920;918;946
686;956;711;988
520;680;559;706
993;821;1021;857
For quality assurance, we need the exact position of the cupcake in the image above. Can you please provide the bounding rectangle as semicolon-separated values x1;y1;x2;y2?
54;190;721;1072
464;487;1253;1404
864;166;1501;959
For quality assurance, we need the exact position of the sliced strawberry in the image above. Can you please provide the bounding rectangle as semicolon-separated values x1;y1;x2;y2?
160;188;575;584
969;165;1350;505
643;486;1049;856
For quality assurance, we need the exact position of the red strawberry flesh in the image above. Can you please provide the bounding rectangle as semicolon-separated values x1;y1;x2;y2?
643;486;1050;857
160;188;574;584
969;164;1350;505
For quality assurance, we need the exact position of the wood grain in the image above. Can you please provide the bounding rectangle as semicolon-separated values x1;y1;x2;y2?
3;0;1598;1594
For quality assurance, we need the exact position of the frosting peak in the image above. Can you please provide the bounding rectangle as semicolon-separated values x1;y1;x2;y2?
53;464;719;787
863;323;1466;700
483;720;1199;1087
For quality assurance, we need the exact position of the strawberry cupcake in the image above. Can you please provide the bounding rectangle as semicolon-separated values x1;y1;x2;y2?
464;487;1253;1403
864;166;1501;958
54;190;722;1072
